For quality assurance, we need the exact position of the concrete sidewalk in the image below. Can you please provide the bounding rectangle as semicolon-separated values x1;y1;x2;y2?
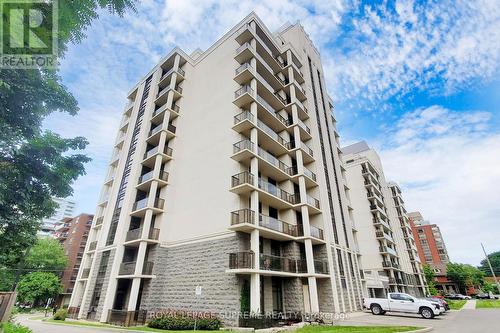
461;300;476;309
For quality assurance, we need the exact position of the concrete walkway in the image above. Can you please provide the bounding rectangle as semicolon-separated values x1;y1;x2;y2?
462;300;476;309
15;314;133;333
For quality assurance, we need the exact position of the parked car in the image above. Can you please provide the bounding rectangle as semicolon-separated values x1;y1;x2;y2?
427;297;449;311
363;292;442;319
476;293;498;299
447;294;471;300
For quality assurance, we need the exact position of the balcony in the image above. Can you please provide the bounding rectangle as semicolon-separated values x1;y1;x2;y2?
136;170;169;191
130;197;165;217
158;67;185;88
118;261;155;277
260;254;307;274
256;95;290;130
382;261;400;270
310;225;324;240
230;171;254;194
147;123;176;145
142;146;173;168
255;119;292;154
305;195;321;211
379;246;398;257
232;110;255;133
231;139;255;162
229;251;254;269
234;85;255;107
88;241;97;252
314;260;329;274
376;230;394;243
297;141;314;163
125;227;160;244
258;178;300;208
234;63;254;85
94;216;103;227
81;268;90;279
257;147;294;181
156;85;182;106
152;103;180;125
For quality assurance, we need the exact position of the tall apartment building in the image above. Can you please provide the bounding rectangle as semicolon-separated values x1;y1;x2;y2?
38;197;76;237
68;13;364;326
55;213;94;306
409;212;456;293
342;142;426;298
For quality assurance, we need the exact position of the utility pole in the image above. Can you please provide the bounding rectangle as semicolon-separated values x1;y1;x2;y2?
481;243;500;294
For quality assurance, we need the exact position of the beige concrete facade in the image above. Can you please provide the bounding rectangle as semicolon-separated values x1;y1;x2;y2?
342;142;426;298
68;13;363;326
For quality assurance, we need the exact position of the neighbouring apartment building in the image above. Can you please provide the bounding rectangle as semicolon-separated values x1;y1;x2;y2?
408;212;456;293
342;142;426;298
68;13;364;326
55;213;94;306
38;197;76;237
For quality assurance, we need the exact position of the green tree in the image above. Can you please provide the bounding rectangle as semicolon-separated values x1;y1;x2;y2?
423;264;438;295
479;251;500;277
25;238;68;271
0;0;136;270
447;263;485;294
16;272;62;306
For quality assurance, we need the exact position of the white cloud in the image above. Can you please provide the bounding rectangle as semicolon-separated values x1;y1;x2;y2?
378;106;500;264
329;0;500;107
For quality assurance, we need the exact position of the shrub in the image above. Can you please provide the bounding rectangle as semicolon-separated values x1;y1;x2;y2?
1;322;33;333
148;314;221;330
53;309;68;321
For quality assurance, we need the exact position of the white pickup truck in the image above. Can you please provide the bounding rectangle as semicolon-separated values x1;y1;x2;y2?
363;292;442;319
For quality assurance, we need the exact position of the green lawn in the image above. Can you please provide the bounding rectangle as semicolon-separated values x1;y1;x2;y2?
42;320;421;333
296;326;420;333
445;299;466;310
476;300;500;309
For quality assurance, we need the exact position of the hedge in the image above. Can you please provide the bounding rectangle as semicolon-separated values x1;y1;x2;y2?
148;314;221;330
53;309;68;321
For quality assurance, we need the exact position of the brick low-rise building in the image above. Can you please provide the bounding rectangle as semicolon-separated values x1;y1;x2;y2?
55;213;94;306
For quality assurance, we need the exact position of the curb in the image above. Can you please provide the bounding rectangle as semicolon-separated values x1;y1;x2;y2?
408;328;433;333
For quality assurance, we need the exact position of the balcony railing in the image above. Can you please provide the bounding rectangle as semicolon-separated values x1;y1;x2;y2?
236;42;251;54
303;167;317;181
138;170;169;184
258;178;299;204
95;216;104;226
376;231;393;242
233;139;254;154
306;195;320;209
235;62;252;75
297;119;311;134
256;119;289;147
256;95;290;126
310;225;324;240
119;261;154;276
257;147;293;175
143;146;173;160
177;67;185;77
125;227;160;242
300;142;314;156
132;197;165;212
260;254;307;273
230;209;255;225
379;246;397;256
81;268;90;279
382;261;400;269
259;213;302;237
88;241;97;251
234;110;254;124
235;85;255;99
314;260;329;274
231;171;254;188
229;251;254;269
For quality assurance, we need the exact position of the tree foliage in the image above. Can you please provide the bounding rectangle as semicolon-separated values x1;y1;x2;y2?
423;264;438;295
25;238;68;272
479;251;500;277
16;272;62;306
447;262;485;294
0;0;136;269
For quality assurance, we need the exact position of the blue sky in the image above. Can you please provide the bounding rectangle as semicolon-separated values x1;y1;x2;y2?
43;0;500;265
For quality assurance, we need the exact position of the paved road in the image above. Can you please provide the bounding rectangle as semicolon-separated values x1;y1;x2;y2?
15;315;132;333
341;307;500;333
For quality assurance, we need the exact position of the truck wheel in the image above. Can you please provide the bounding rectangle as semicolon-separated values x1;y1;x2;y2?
371;304;383;315
420;307;434;319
